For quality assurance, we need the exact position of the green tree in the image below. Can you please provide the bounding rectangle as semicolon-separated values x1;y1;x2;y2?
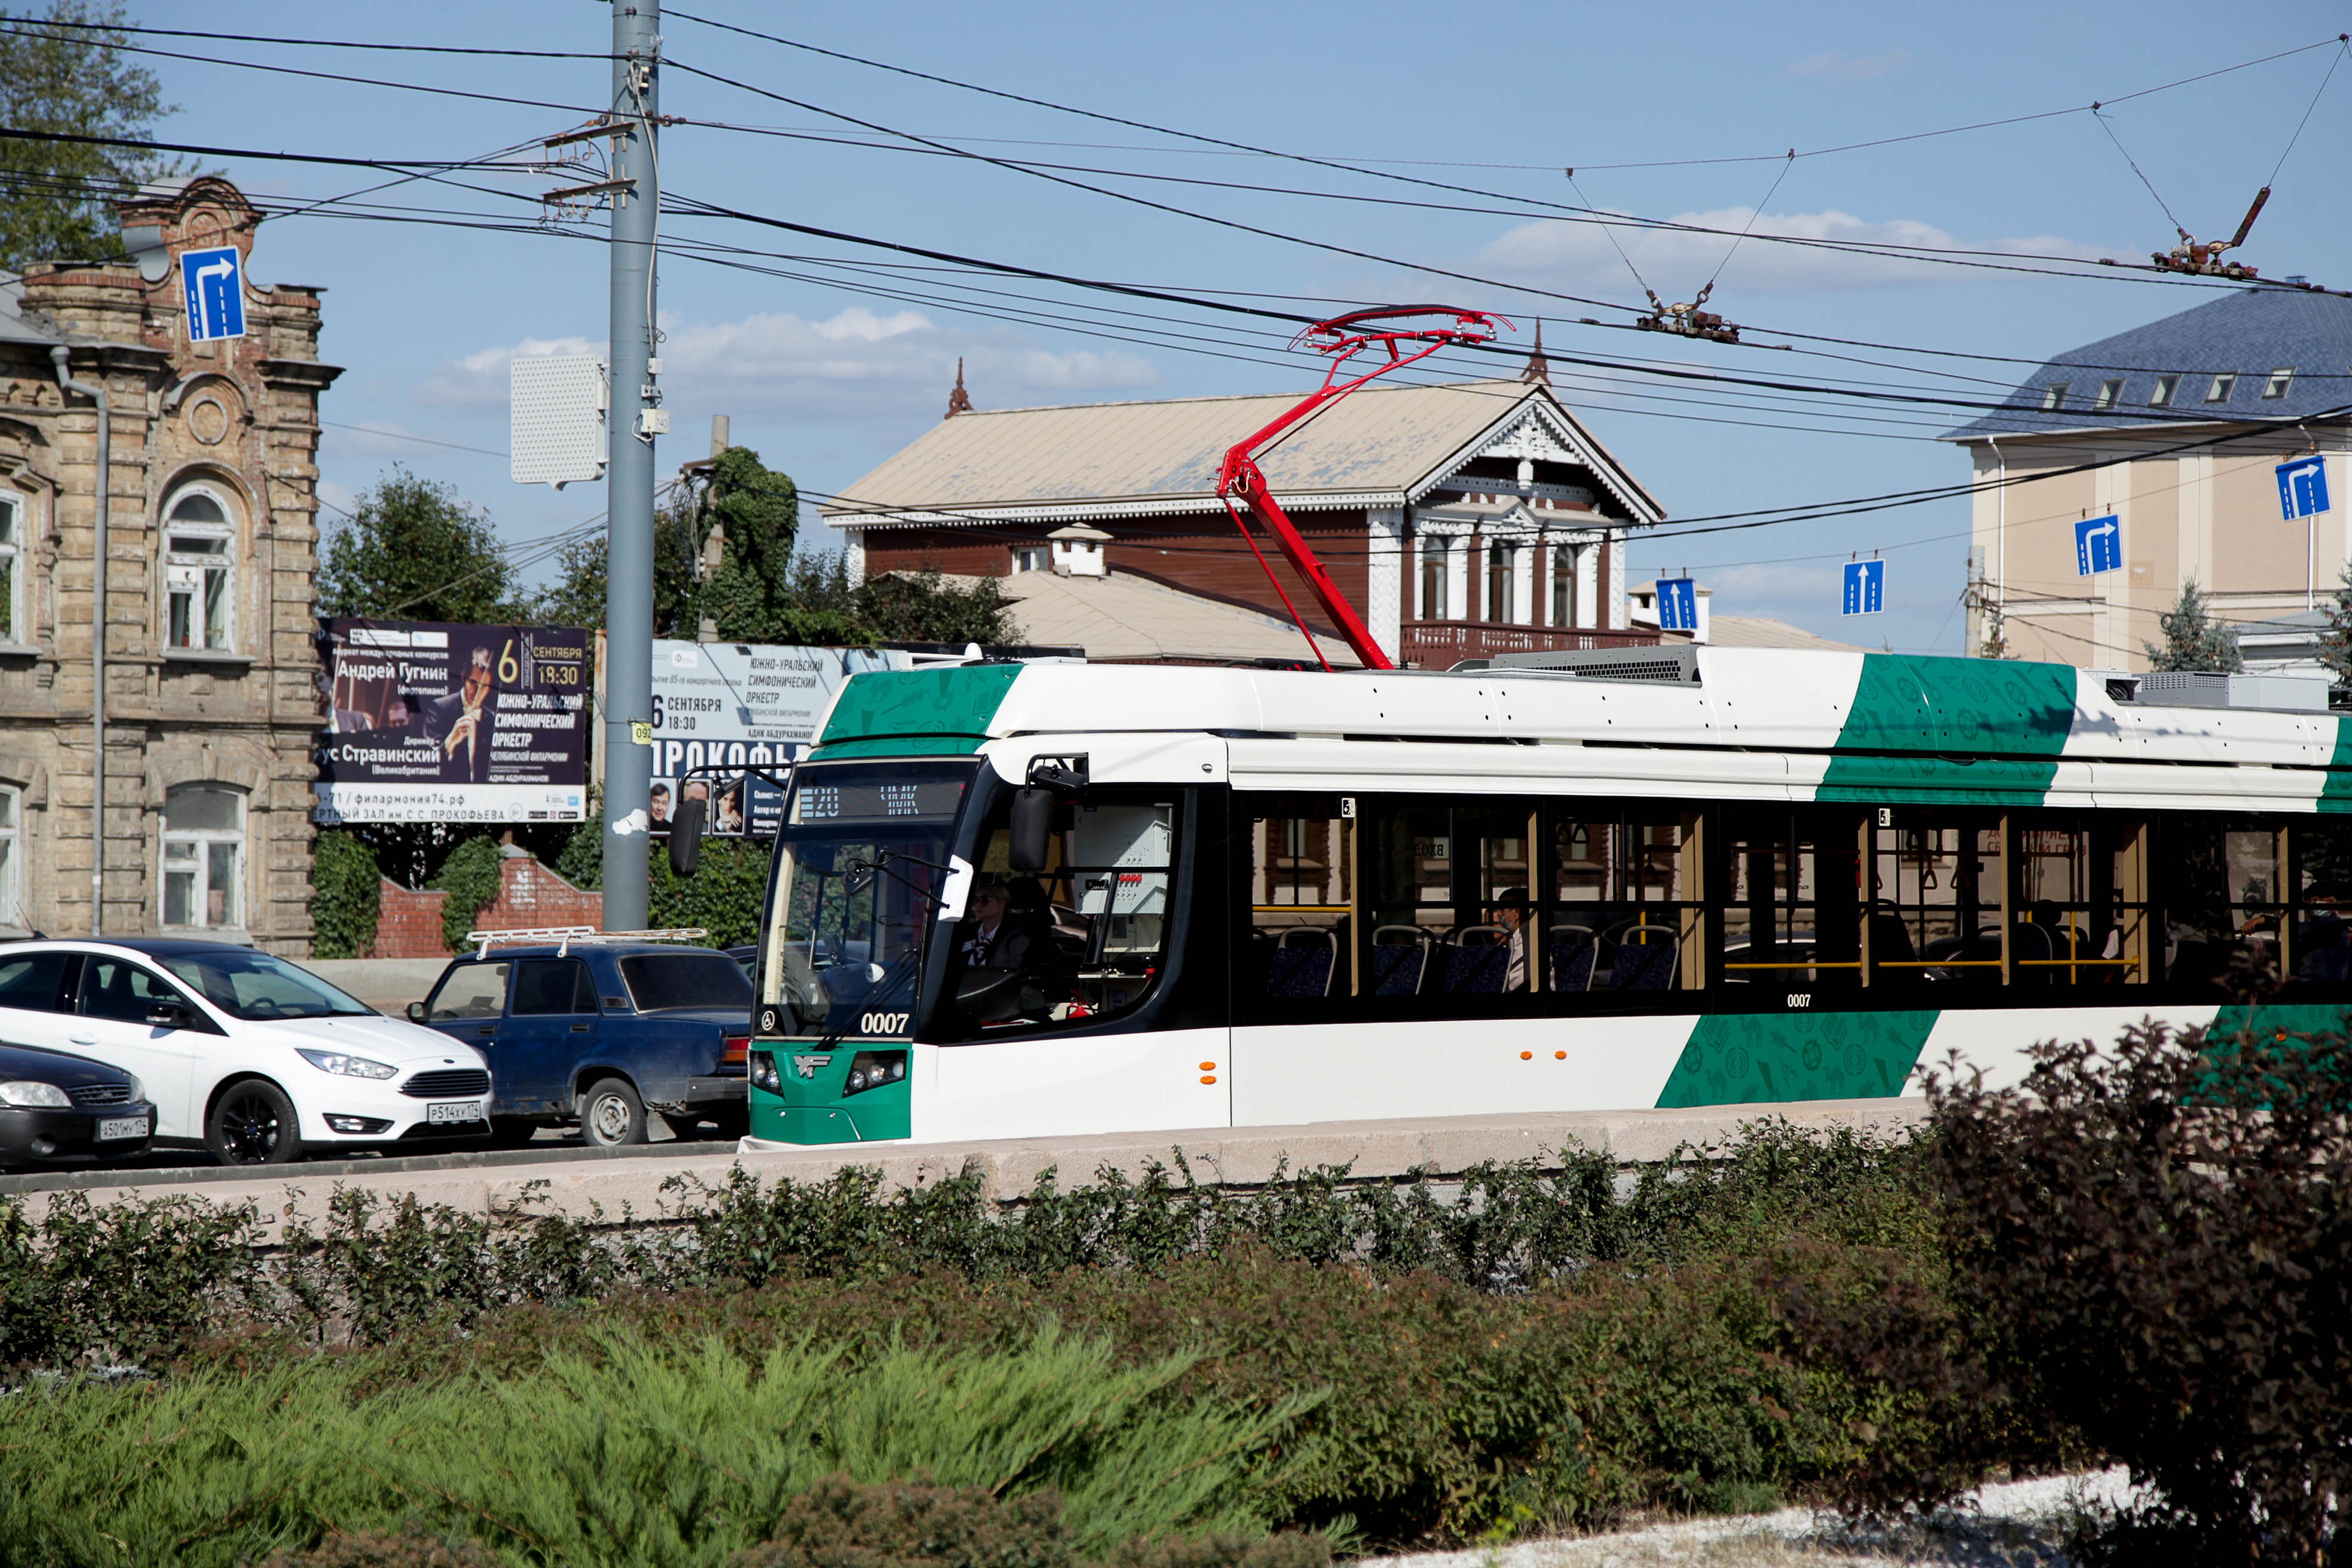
0;2;186;272
855;567;1016;645
2144;579;2242;673
533;446;1017;646
2319;563;2352;688
320;468;521;624
532;494;702;636
698;446;802;640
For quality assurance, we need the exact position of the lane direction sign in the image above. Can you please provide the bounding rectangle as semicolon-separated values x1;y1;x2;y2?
2074;515;2122;577
2277;456;2330;520
1657;576;1698;631
1841;559;1885;615
180;245;244;343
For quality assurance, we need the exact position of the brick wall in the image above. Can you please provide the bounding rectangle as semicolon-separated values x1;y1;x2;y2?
861;508;1373;628
369;882;448;960
365;857;605;959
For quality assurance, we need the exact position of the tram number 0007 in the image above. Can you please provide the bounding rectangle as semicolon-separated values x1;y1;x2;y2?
1786;993;1811;1009
860;1012;910;1036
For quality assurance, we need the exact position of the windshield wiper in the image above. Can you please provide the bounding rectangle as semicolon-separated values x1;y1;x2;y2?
818;946;922;1051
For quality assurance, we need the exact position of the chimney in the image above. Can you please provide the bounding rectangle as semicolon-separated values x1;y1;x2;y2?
945;357;974;418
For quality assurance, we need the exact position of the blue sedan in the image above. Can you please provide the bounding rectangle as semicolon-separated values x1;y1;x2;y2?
411;943;751;1146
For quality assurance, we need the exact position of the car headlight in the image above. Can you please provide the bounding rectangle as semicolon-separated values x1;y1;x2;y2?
0;1081;72;1109
296;1049;398;1079
127;1074;145;1104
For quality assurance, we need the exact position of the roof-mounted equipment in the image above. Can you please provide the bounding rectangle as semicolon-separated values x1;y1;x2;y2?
468;926;710;956
1216;305;1508;672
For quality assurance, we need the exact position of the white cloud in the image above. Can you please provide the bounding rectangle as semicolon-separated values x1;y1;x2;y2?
416;308;1157;420
1784;48;1914;81
1476;206;2110;295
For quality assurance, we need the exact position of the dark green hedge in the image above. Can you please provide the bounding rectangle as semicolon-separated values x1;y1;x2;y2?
427;836;505;953
309;830;382;959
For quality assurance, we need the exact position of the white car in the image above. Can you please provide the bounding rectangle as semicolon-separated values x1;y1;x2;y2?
0;938;492;1167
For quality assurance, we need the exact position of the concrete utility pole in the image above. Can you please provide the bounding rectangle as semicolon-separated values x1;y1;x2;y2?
602;0;662;928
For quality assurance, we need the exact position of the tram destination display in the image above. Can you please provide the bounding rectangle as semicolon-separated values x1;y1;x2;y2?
648;640;906;837
314;618;590;824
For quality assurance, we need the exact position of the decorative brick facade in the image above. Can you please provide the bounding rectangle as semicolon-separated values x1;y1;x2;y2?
0;177;340;949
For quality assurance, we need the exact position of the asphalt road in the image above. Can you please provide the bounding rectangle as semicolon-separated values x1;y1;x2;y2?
0;1129;747;1196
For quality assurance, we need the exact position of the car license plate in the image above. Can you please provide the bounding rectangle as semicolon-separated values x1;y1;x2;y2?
427;1101;484;1125
96;1116;147;1143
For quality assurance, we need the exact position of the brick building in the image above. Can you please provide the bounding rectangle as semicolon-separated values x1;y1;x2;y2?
823;373;1666;667
0;177;339;947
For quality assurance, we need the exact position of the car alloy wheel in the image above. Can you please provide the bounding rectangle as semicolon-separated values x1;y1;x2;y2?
209;1080;298;1165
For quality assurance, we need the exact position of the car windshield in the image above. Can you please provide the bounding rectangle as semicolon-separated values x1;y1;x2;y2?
619;952;755;1012
765;760;973;1037
158;949;375;1020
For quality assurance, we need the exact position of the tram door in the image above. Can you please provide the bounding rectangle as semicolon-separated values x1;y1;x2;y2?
927;778;1229;1140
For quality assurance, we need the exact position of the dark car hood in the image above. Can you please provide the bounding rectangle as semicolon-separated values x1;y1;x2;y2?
0;1039;133;1088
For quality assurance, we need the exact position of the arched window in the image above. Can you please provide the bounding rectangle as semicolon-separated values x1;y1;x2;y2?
162;484;237;652
162;783;244;929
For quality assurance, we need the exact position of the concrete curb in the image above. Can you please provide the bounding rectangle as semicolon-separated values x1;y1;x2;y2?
4;1098;1927;1239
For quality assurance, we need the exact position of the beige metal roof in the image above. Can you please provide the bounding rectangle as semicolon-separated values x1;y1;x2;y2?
940;569;1360;666
1707;616;1869;653
823;379;1660;524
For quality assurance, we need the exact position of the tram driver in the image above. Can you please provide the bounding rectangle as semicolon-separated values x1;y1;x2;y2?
950;878;1040;1025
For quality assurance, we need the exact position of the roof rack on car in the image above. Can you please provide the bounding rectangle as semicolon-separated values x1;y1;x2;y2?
467;926;710;956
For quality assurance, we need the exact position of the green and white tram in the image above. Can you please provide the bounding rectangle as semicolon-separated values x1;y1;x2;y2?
713;646;2352;1147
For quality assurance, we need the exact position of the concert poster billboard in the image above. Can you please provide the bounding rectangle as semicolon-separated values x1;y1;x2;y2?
648;640;906;837
314;618;591;825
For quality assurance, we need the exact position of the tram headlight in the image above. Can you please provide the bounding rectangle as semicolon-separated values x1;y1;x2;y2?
749;1051;783;1093
843;1050;907;1098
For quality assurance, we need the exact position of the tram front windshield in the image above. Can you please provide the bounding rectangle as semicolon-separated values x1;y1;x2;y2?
764;761;973;1037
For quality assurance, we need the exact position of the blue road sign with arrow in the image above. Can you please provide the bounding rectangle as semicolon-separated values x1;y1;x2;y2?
2277;456;2330;520
2074;515;2122;577
180;245;244;343
1841;559;1884;615
1657;577;1698;631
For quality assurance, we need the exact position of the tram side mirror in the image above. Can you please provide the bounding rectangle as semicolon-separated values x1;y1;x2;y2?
955;966;1026;1023
668;796;706;877
1008;787;1054;873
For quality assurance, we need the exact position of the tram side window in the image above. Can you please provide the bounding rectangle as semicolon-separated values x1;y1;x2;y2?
2159;818;2286;993
953;794;1179;1033
1866;813;2002;986
1721;808;1862;989
2011;818;2149;987
1362;801;1537;998
2292;818;2352;987
1544;808;1700;993
1244;794;1356;1001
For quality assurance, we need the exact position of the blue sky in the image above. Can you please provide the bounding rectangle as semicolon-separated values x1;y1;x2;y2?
137;1;2352;648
